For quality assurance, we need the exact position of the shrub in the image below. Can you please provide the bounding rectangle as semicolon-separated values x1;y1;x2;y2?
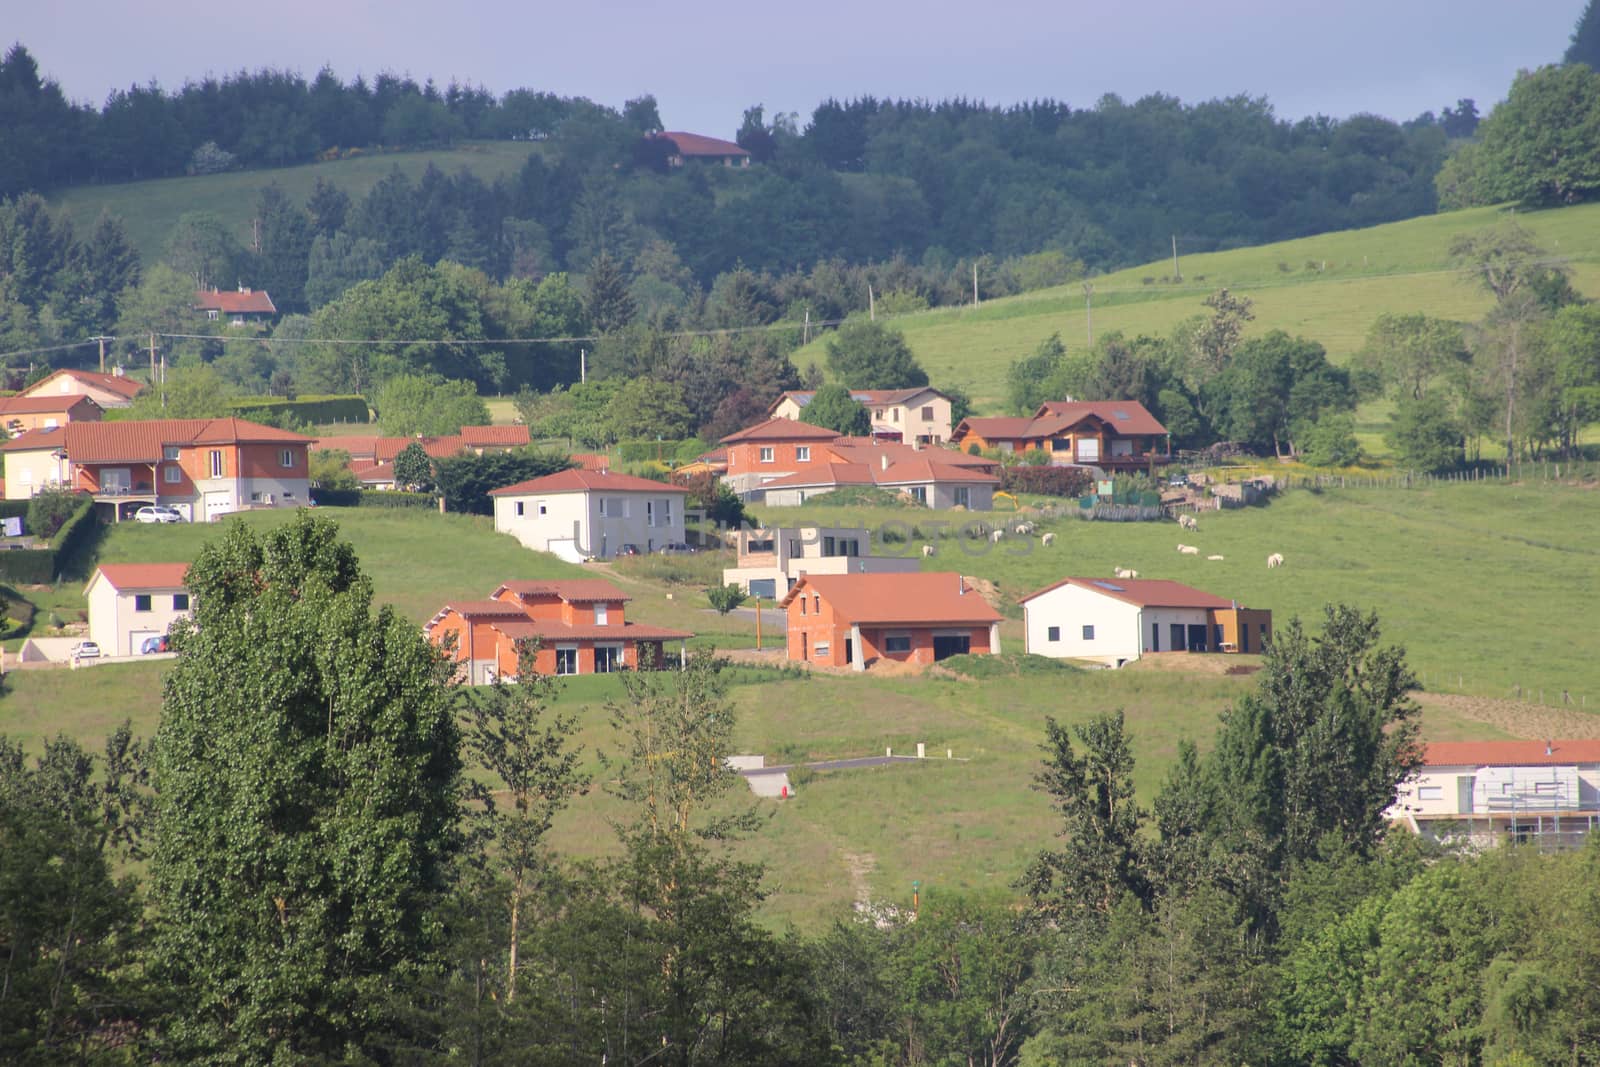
707;583;748;615
27;487;86;539
1000;466;1093;497
226;395;369;425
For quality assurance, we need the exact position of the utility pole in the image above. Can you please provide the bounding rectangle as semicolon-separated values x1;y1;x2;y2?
972;262;979;307
94;335;108;373
1083;282;1094;346
1171;234;1181;281
580;348;587;384
868;284;875;321
149;333;163;409
803;307;810;346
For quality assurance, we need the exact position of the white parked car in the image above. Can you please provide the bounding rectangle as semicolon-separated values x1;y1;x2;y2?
70;640;101;664
135;505;184;524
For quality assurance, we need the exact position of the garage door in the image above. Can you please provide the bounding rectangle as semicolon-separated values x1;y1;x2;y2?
748;578;777;599
204;491;233;522
128;630;158;657
932;634;971;660
546;538;584;564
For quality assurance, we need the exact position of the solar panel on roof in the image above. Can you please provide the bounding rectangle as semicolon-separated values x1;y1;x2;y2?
1091;580;1124;592
1113;410;1130;420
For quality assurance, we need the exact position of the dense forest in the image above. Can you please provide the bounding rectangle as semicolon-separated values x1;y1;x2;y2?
5;515;1600;1065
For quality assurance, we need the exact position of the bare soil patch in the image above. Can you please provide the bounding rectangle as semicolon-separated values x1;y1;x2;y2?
1414;691;1600;740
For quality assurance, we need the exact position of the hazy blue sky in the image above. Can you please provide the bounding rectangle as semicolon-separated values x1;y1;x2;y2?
10;1;1585;136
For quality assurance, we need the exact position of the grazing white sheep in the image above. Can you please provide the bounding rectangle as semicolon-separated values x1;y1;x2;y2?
1114;566;1140;579
921;544;935;558
1207;554;1225;561
1267;552;1285;568
1041;532;1056;547
1013;521;1035;535
1178;513;1198;530
1177;544;1199;555
991;529;1005;544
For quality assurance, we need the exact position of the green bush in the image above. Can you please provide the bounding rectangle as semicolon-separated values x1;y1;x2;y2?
0;549;55;584
49;497;99;577
0;500;30;520
937;652;1082;679
707;583;748;615
27;487;87;538
227;395;370;425
616;439;700;463
309;488;436;509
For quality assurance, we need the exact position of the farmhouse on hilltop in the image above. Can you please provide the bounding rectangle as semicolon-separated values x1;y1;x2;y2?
650;131;751;167
1389;740;1600;850
1020;576;1271;667
489;469;689;562
194;286;277;325
781;572;1003;671
425;579;692;683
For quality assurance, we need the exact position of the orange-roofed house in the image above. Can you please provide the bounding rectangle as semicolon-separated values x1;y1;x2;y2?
424;579;692;684
0;393;103;435
1019;576;1271;666
1;418;312;522
651;131;751;167
489;469;691;562
21;367;146;409
719;417;843;496
1388;740;1600;850
83;562;191;657
952;400;1171;470
194;286;277;325
780;572;1003;671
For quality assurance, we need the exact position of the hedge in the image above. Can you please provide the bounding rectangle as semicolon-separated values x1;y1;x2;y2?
1000;466;1094;498
616;439;706;464
309;487;436;509
227;395;370;425
0;500;29;520
0;496;96;584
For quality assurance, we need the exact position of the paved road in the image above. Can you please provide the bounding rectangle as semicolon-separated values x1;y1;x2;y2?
741;755;924;776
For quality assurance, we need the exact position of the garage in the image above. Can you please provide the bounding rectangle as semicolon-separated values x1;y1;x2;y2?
932;634;972;660
128;629;159;657
203;491;233;522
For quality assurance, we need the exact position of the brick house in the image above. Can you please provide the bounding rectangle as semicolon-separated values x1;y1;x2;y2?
1;417;312;522
952;400;1171;469
780;572;1002;671
0;394;103;435
425;579;692;684
719;417;843;496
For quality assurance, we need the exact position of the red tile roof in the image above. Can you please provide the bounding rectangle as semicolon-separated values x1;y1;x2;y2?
571;452;610;471
194;288;277;315
1019;576;1237;610
375;436;464;461
434;599;533;620
720;417;843;444
491;619;693;642
489;469;688;496
25;369;145;401
88;562;190;592
1423;740;1600;767
492;579;629;603
769;387;945;414
759;456;998;491
311;435;381;458
656;131;750;158
825;441;995;469
2;418;310;461
0;394;103;417
460;425;531;448
953;401;1168;444
780;572;1003;626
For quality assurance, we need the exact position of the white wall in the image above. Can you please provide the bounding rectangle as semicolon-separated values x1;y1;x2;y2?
3;449;69;500
1024;584;1143;664
87;582;192;656
493;490;687;558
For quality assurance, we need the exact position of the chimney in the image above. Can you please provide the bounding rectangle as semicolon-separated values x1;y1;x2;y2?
112;365;125;378
958;574;965;596
881;454;889;471
1546;739;1554;756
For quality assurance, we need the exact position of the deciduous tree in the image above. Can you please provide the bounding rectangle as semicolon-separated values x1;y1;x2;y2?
798;382;870;435
824;320;928;389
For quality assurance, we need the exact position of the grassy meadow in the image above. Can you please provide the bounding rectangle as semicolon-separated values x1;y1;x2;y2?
787;202;1600;412
49;141;535;265
0;483;1581;928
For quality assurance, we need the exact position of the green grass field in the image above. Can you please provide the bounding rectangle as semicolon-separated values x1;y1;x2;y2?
787;202;1600;412
2;482;1590;928
49;141;536;265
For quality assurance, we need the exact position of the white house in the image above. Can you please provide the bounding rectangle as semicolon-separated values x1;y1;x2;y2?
489;469;691;562
1019;576;1271;666
1389;740;1600;850
84;563;191;657
768;388;954;445
721;524;920;599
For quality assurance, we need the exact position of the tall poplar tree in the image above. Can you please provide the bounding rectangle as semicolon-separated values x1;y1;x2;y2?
147;512;461;1061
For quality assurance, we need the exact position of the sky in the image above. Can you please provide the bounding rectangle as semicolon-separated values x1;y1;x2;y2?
8;1;1585;137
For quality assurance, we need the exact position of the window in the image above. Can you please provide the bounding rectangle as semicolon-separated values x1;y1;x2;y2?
800;596;807;615
875;408;885;419
595;645;622;672
661;500;671;525
893;409;901;422
208;450;223;478
759;446;775;463
813;642;830;659
797;446;811;462
813;594;820;614
1417;786;1443;801
747;538;775;554
173;594;190;611
1082;625;1095;641
884;634;912;653
44;418;58;429
538;502;547;515
206;309;219;321
1047;626;1061;642
1535;781;1560;795
594;603;609;626
164;465;182;484
953;487;970;508
840;539;860;557
601;498;622;518
250;491;262;502
823;536;836;556
163;446;180;461
555;647;578;675
134;594;152;612
280;449;295;468
921;405;934;420
788;539;801;557
646;500;655;527
515;501;525;516
910;486;927;504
